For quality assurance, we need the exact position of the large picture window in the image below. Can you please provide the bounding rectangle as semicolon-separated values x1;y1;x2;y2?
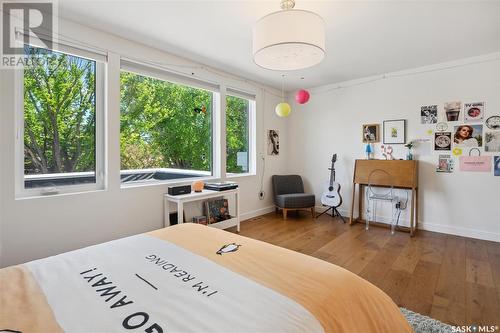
120;69;214;184
226;93;254;174
20;45;104;194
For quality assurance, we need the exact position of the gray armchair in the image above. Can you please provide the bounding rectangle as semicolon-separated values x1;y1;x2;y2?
272;175;316;219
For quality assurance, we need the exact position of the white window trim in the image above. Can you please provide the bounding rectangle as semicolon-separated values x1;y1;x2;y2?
225;91;257;177
15;47;106;198
119;61;220;186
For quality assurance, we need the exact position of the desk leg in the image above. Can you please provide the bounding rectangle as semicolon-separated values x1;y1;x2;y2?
235;191;240;233
410;188;416;237
164;197;170;228
177;202;184;224
350;184;356;225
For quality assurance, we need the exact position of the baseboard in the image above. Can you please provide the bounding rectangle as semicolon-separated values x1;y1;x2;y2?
315;206;500;242
240;206;275;221
418;223;500;242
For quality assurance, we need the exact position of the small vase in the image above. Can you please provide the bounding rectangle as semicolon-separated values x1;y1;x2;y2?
406;151;413;160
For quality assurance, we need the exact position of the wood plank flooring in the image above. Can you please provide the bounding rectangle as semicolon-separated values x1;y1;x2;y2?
228;212;500;327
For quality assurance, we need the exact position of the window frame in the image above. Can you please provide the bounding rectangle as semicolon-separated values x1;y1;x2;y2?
119;60;220;187
226;89;257;178
15;45;106;198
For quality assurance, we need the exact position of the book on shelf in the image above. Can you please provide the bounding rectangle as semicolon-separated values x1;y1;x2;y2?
205;198;231;224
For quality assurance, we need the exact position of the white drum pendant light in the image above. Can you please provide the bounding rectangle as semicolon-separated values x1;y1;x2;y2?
253;0;325;71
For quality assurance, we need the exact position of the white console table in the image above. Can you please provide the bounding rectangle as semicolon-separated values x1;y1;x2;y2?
163;188;240;232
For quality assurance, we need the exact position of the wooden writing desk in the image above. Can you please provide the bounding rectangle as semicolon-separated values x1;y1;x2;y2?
349;160;419;236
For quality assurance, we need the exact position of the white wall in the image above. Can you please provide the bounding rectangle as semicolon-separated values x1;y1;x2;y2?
287;55;500;242
0;19;288;267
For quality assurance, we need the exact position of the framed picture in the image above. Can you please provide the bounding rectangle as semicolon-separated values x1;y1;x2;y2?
383;119;406;144
362;124;380;143
267;129;279;156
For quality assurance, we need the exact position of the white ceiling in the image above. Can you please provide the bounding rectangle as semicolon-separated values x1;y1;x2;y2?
59;0;500;90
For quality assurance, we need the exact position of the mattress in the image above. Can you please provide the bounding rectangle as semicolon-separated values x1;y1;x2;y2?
0;223;412;332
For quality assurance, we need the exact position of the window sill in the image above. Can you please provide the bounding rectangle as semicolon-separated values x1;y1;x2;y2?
16;187;107;201
226;172;256;179
120;176;219;190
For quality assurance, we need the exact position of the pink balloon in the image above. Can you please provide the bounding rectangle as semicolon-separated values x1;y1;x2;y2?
295;89;310;104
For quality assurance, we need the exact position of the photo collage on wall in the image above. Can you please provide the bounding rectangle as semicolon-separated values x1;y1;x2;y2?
420;101;500;175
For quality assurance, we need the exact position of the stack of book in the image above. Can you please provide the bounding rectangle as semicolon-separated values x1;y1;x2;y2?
204;181;238;191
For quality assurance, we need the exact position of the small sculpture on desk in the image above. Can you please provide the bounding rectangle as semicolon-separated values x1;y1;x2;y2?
192;180;204;193
381;145;394;160
365;144;373;160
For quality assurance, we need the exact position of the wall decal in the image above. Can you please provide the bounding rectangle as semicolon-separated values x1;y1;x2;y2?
436;122;448;132
421;105;438;124
436;155;454;173
485;115;500;130
464;102;484;122
459;148;491;172
267;130;279;155
452;147;463;156
434;132;452;151
453;124;483;147
444;101;462;122
485;131;500;152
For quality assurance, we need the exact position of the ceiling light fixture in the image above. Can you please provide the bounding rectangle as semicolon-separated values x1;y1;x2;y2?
253;0;326;71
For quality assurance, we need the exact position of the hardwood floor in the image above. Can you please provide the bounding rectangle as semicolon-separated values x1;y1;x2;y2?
228;212;500;327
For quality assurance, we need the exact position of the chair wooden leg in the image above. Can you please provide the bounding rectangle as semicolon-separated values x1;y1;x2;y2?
311;207;315;218
283;208;288;220
275;206;279;214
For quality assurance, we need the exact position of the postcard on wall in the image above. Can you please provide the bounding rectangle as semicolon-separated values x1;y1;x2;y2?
453;124;483;147
485;115;500;130
267;129;279;155
485;131;500;152
444;101;462;122
464;102;484;123
421;105;438;124
434;132;452;151
436;155;454;173
494;156;500;176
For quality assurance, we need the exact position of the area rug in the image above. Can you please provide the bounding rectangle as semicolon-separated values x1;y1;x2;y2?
400;307;453;333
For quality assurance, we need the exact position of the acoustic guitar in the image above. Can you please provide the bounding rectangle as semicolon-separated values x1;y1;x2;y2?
320;154;342;208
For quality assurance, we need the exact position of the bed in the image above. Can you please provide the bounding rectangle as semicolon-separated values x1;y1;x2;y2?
0;223;412;332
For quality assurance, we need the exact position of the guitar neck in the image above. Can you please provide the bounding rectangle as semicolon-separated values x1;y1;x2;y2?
329;167;335;185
